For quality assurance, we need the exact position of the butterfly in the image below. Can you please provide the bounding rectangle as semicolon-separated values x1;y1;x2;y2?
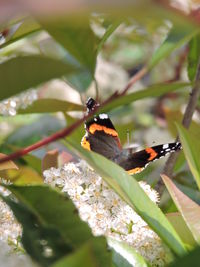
81;97;181;174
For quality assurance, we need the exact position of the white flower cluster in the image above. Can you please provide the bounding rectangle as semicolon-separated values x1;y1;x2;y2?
0;182;22;249
0;90;38;116
44;161;172;266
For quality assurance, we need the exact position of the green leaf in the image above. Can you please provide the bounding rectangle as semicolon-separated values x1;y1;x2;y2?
168;245;200;267
6;185;93;246
0;56;78;101
176;124;200;190
52;237;111;267
187;34;200;82
3;195;73;267
162;174;200;245
148;27;200;70
166;212;196;247
66;141;186;256
39;19;98;75
108;238;150;267
101;82;190;113
97;20;121;53
18;98;83;114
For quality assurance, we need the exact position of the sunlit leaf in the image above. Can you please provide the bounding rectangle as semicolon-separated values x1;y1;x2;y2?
0;153;18;171
108;238;150;267
66;141;186;256
166;212;196;247
0;56;78;101
5;166;43;185
187;34;200;82
176;124;200;190
18;98;83;114
162;174;200;244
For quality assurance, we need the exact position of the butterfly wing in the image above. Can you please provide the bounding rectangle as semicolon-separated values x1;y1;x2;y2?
81;113;122;160
118;142;182;174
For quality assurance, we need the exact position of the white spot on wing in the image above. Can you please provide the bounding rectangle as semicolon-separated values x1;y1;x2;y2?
99;113;108;119
163;144;169;149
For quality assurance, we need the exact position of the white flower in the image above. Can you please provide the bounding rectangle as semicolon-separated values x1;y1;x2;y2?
0;183;22;249
44;161;172;266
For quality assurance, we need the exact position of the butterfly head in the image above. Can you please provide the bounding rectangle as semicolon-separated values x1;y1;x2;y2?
86;98;99;113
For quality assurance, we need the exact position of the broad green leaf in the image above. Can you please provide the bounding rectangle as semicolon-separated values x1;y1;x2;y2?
18;98;83;114
148;27;200;69
0;153;18;171
162;174;200;244
3;195;73;267
5;185;92;246
168;245;200;267
0;56;78;101
108;238;150;267
187;34;200;82
166;212;196;247
42;149;59;172
101;82;190;113
176;124;200;190
66;141;186;256
39;18;98;75
52;237;111;267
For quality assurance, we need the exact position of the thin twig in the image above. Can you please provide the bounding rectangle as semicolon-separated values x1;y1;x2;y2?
156;58;200;192
0;66;148;164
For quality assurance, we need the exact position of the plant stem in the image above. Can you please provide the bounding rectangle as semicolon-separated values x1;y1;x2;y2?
157;59;200;192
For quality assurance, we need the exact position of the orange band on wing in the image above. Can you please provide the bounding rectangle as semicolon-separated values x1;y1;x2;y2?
145;147;157;161
81;136;91;151
127;167;144;175
89;123;118;137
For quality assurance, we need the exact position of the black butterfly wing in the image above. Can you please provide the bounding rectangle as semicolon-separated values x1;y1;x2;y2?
81;113;122;160
118;142;181;174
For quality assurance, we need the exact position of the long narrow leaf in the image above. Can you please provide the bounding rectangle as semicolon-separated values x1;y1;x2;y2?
176;124;200;190
162;174;200;244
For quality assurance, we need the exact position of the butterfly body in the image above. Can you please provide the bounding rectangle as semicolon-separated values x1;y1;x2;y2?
81;98;181;174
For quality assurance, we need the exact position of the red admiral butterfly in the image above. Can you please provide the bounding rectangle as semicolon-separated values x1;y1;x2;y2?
81;98;181;174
